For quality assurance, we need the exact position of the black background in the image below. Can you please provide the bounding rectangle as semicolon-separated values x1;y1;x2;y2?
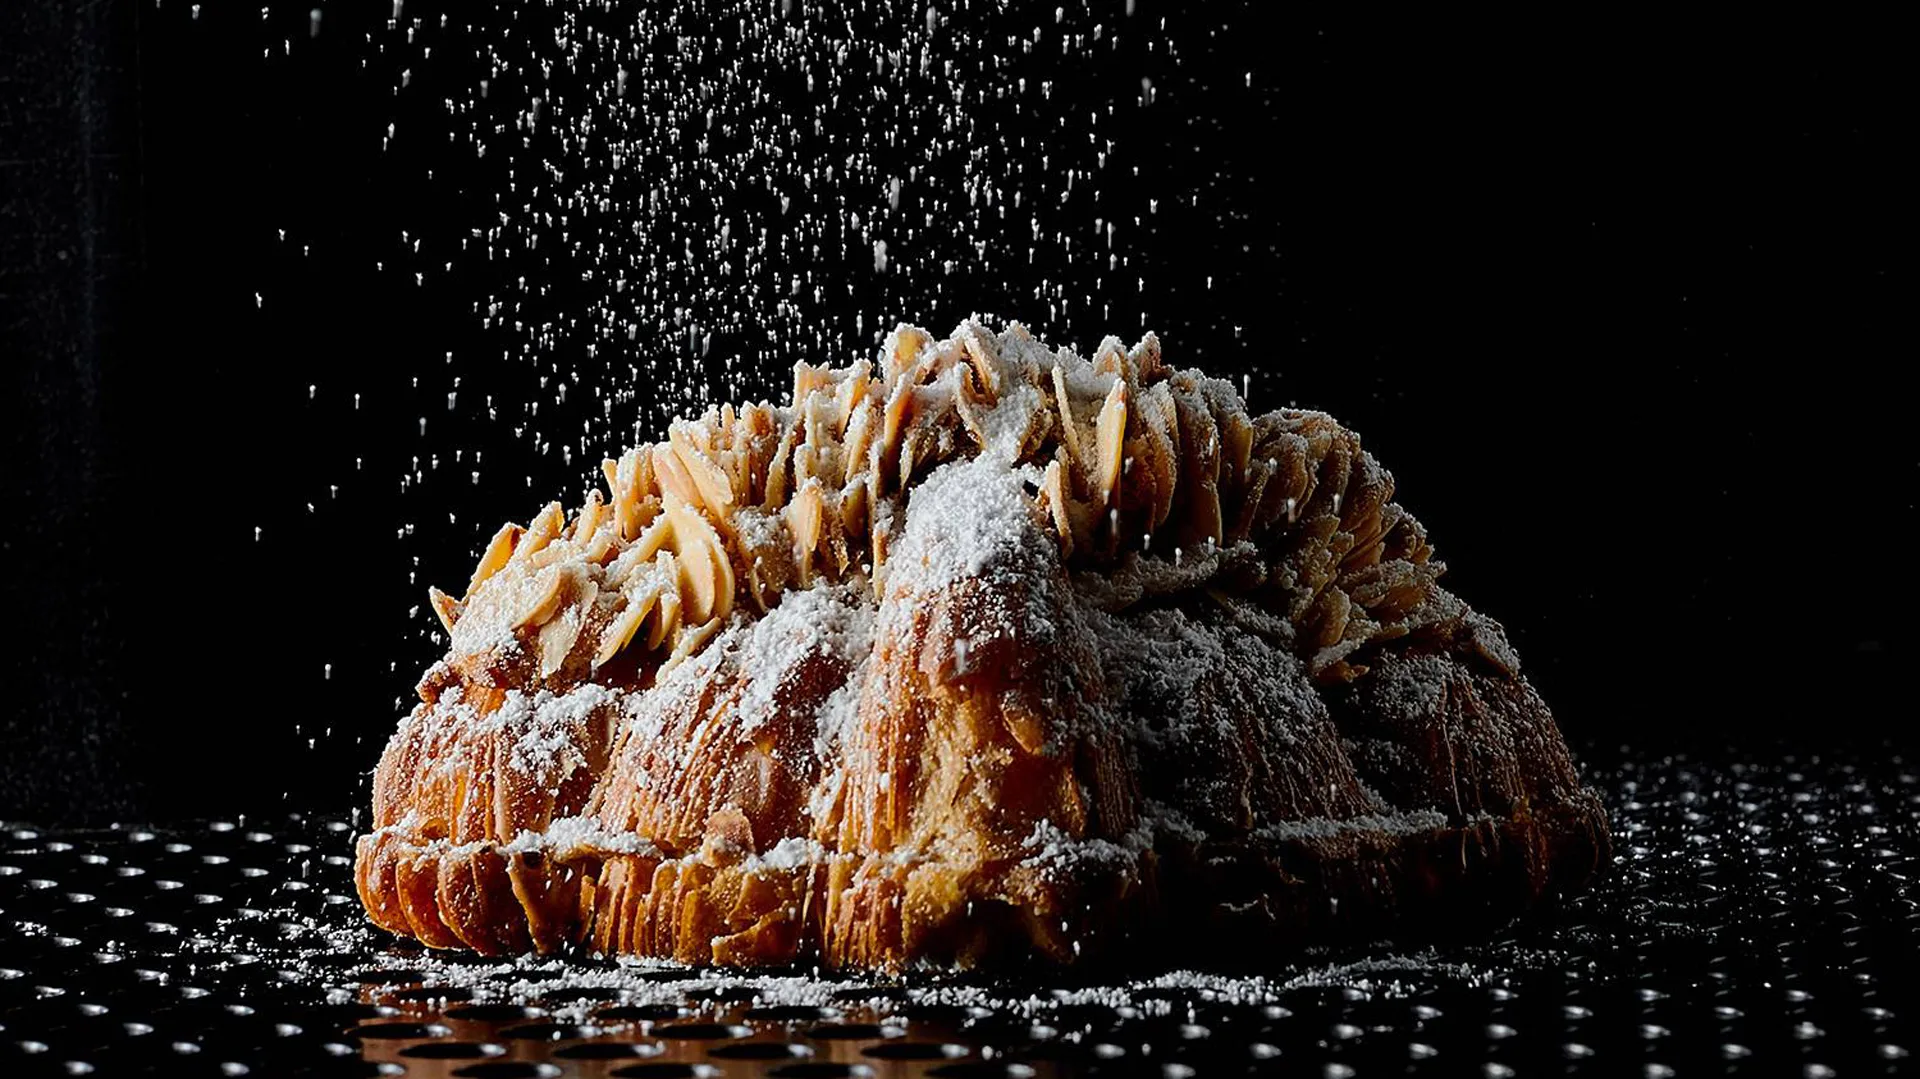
4;3;1909;825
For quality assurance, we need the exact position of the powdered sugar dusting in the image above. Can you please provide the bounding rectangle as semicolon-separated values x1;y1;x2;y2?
889;454;1051;592
732;580;875;735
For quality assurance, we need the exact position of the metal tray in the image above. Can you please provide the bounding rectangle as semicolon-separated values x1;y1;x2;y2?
4;742;1913;1076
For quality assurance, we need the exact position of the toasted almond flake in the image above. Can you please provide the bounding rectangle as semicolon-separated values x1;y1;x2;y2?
1091;335;1129;381
580;521;619;565
792;361;831;405
466;523;522;597
958;323;1002;398
593;583;660;668
536;583;592;677
1138;383;1181;531
898;425;923;489
885;324;930;381
839;474;869;543
572;489;606;541
866;438;888;564
1218;406;1253;496
832;360;871;434
663;495;732;624
428;587;460;634
952;362;991;449
716;447;749;506
660;616;722;676
670;424;736;509
676;543;719;625
645;577;681;650
1040;459;1076;558
800;391;830;464
786;481;824;586
509;565;568;628
1051;364;1086;471
880;377;914;475
528;533;579;569
841;398;877;475
605;449;646;540
1094;380;1128;508
1172;388;1223;548
1228;458;1272;543
1129;330;1165;382
515;502;565;561
763;417;799;508
651;443;700;510
627;512;674;566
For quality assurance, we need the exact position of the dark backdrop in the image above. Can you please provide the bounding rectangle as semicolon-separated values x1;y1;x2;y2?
4;3;1908;824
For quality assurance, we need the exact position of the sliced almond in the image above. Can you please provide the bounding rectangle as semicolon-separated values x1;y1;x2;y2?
952;362;991;449
884;324;931;382
669;424;736;511
1227;457;1272;543
593;582;661;668
839;474;869;546
571;489;606;542
785;481;824;587
1215;403;1252;496
1091;335;1130;382
1094;380;1128;509
1129;331;1166;383
832;359;871;434
660;616;723;676
879;376;914;484
646;556;682;650
677;541;720;625
514;501;565;562
737;403;779;503
1137;383;1181;532
512;564;570;629
629;511;674;566
428;587;461;634
651;442;701;510
604;448;648;540
824;491;852;574
1050;364;1086;474
663;495;734;625
466;523;522;597
867;438;888;565
898;425;924;490
792;362;831;405
528;535;577;570
1040;458;1076;558
601;454;623;521
714;447;748;506
580;521;619;565
958;323;1002;399
841;397;877;476
1172;387;1223;549
762;415;799;508
537;582;593;678
800;391;830;463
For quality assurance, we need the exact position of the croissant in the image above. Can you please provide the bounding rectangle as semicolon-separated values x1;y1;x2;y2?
354;320;1609;971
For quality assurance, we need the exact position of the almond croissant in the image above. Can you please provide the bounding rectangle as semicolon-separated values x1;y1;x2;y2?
354;319;1609;971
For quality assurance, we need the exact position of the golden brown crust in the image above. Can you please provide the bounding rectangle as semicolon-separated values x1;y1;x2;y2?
353;320;1609;970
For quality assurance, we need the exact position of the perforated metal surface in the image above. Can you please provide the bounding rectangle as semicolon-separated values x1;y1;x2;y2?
4;742;1914;1076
